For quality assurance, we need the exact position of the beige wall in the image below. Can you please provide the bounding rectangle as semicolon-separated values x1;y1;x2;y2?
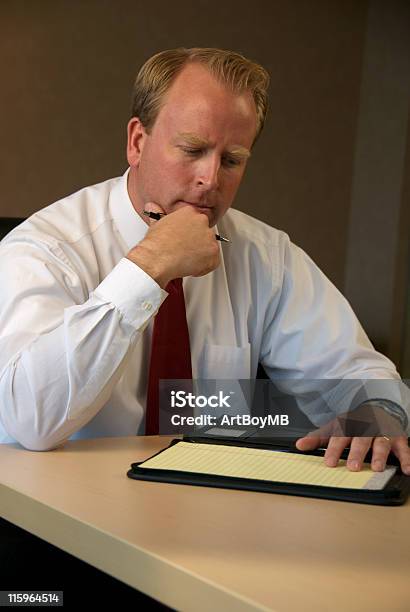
1;0;409;367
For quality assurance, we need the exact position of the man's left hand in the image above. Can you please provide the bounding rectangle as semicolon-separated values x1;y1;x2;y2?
296;434;410;474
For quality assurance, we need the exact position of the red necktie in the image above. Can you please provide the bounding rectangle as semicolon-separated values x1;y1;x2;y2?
146;278;193;435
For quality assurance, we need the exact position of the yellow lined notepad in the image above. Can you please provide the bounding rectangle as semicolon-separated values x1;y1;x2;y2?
140;442;396;490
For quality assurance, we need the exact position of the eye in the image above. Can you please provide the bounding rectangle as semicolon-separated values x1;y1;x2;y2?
180;147;203;156
222;156;241;168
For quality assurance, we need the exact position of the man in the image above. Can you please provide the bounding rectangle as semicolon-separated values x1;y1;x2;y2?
0;47;409;474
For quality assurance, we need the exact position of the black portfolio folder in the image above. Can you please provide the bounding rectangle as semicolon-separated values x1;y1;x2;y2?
127;436;410;506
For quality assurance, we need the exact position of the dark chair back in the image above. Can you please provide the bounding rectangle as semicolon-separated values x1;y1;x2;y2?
0;217;25;240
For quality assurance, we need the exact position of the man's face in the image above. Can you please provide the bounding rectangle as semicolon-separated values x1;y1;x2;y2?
127;63;258;227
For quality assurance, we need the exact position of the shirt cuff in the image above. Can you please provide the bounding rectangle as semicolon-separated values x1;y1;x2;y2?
362;399;409;432
92;257;168;329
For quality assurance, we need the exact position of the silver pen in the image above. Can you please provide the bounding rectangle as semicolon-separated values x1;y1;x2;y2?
143;210;231;243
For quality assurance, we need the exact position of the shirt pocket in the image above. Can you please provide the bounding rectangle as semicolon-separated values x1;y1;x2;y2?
199;342;251;380
195;343;252;417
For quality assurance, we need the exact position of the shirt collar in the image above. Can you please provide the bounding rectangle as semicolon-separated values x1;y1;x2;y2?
109;167;149;252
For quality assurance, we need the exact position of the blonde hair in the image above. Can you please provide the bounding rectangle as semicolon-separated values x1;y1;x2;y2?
130;47;270;143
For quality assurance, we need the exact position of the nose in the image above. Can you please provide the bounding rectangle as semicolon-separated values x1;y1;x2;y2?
196;155;220;191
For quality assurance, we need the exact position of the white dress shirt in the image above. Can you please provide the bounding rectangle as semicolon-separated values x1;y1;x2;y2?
0;169;407;449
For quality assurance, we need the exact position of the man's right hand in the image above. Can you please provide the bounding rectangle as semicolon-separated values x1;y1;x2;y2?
126;203;221;288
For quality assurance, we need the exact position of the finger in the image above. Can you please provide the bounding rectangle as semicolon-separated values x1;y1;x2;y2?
370;436;393;471
391;436;410;475
345;437;373;471
295;436;329;451
295;417;345;451
323;437;351;467
298;418;344;442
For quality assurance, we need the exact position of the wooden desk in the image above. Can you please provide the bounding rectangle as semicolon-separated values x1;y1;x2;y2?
0;436;409;611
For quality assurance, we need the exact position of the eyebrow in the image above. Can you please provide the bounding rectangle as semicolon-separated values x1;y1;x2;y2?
176;132;251;159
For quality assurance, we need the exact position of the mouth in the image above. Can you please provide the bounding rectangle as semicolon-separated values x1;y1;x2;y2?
177;200;214;210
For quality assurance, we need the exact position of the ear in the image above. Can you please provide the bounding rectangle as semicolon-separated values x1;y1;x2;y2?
126;117;148;167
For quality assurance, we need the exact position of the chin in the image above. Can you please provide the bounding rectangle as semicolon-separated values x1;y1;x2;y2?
208;215;218;228
199;207;216;223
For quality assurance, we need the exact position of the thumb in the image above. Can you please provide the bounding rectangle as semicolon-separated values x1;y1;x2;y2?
144;201;167;226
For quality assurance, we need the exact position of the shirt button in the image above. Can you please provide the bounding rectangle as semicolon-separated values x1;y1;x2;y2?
142;301;152;311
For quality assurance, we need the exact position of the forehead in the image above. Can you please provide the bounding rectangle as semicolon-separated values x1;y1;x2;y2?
153;63;257;147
